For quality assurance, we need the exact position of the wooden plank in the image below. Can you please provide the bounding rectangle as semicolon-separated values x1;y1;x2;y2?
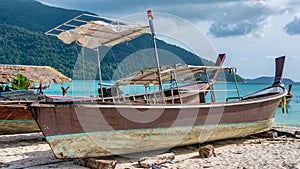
74;158;117;169
198;144;216;158
138;153;175;168
0;104;27;109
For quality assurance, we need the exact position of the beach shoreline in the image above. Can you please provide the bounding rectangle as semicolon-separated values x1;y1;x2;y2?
0;125;299;169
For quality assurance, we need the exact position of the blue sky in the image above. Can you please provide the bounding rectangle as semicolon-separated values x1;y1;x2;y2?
37;0;300;81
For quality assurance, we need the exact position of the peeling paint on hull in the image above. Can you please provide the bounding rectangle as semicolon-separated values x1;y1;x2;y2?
46;119;273;158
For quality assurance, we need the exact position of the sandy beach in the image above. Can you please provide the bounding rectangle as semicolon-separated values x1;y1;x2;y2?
0;126;299;169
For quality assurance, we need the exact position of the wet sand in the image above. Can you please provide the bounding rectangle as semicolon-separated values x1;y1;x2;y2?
0;126;299;169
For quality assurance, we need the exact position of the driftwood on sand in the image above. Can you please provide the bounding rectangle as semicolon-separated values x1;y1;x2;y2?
138;153;175;168
198;144;216;158
74;158;117;169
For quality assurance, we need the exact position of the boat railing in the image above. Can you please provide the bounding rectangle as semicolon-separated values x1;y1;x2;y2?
98;82;182;104
94;82;285;105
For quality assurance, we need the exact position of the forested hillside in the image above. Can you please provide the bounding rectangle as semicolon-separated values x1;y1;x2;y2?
0;0;243;82
0;0;90;32
0;24;78;76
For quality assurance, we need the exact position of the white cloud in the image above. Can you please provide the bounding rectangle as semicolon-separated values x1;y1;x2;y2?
36;0;300;38
209;20;259;38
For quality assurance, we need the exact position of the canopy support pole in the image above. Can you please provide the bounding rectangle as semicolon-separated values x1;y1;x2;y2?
232;68;241;100
82;47;86;97
173;70;182;104
205;70;216;102
147;10;165;104
96;48;104;102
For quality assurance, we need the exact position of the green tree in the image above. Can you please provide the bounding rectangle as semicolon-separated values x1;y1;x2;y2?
11;73;31;90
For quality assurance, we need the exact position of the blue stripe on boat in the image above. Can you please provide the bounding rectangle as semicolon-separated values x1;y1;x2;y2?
0;120;36;123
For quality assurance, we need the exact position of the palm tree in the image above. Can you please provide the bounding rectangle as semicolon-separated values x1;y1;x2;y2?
11;73;31;90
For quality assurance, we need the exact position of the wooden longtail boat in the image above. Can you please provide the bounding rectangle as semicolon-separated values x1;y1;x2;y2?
0;101;39;135
30;11;287;159
286;84;293;105
0;91;43;135
30;58;286;158
0;65;71;135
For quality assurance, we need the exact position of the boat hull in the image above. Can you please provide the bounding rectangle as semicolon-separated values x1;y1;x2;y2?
45;119;273;158
0;104;39;134
286;95;292;105
31;94;282;158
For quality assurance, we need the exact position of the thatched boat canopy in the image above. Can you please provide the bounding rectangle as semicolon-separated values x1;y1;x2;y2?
0;65;71;85
116;65;234;86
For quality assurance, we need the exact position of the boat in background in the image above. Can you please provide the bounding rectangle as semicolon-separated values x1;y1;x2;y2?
286;84;293;105
30;11;287;159
0;100;40;135
0;65;70;135
279;84;293;113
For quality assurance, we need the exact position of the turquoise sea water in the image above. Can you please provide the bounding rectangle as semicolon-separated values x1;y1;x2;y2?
41;80;300;127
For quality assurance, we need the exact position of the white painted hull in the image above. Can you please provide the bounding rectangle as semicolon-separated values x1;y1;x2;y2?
46;119;273;158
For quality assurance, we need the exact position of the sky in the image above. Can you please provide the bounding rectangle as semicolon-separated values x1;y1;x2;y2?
37;0;300;82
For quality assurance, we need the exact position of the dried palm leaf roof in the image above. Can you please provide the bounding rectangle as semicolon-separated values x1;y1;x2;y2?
116;65;234;86
0;65;71;85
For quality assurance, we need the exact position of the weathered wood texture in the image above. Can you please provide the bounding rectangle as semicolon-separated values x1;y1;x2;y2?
44;119;274;158
33;97;280;137
138;153;175;168
198;144;216;158
74;158;117;169
0;105;32;120
0;104;39;134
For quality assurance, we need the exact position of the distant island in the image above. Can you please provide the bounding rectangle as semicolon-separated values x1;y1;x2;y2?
244;76;300;84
